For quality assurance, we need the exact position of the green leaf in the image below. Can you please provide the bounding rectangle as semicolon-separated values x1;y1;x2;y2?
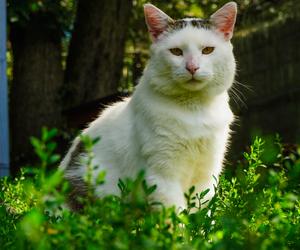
96;171;106;185
199;189;210;199
49;154;61;164
30;137;41;149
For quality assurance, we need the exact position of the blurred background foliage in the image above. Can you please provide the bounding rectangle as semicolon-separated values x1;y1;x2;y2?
6;0;299;91
7;0;75;31
5;0;300;171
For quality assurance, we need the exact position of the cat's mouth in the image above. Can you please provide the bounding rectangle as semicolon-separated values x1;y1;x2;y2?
187;77;205;84
181;74;212;91
181;78;208;91
187;78;199;84
186;73;211;84
189;75;199;80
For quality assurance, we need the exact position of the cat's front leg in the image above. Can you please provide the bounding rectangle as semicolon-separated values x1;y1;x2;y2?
145;172;186;211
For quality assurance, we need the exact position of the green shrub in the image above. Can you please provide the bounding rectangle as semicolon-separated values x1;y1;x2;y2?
1;128;299;249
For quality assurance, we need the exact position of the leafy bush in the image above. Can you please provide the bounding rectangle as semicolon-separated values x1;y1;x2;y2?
1;128;299;249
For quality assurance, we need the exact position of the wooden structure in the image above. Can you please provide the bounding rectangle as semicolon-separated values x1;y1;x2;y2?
231;18;300;158
0;0;9;176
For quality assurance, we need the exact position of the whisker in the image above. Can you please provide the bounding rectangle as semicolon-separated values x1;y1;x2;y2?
232;85;246;100
229;86;247;109
233;80;253;92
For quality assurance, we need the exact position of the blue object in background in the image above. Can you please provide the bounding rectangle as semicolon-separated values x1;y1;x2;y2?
0;0;9;176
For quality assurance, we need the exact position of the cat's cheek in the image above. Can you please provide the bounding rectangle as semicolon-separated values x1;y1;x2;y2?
156;50;174;63
164;59;184;78
168;55;183;66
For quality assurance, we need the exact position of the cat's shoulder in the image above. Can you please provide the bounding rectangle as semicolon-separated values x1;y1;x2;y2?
85;97;132;133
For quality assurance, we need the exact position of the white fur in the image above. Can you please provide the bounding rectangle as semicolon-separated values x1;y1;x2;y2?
60;10;236;210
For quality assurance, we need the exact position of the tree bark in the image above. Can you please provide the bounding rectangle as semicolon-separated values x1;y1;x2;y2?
64;0;132;109
10;15;64;169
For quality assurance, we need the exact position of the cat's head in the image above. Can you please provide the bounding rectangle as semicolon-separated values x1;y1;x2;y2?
144;2;237;98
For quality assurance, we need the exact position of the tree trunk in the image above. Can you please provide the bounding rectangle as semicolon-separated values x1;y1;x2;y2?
10;15;64;170
64;0;132;109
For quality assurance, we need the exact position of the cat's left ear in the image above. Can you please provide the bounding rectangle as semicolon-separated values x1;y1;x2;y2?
144;4;174;42
210;2;237;41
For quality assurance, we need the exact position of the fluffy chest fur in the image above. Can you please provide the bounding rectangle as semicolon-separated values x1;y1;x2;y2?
132;84;233;193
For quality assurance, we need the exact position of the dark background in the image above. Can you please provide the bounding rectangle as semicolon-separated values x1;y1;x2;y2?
6;0;300;173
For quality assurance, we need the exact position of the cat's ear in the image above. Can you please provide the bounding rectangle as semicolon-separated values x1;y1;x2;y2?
144;4;174;42
210;2;237;41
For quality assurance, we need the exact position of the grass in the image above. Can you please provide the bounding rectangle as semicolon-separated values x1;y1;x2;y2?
1;128;300;249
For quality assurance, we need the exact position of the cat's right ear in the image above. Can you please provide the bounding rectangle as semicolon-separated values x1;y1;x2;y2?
144;4;173;42
210;2;237;41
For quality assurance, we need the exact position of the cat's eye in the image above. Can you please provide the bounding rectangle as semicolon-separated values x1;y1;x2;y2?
169;48;183;56
202;47;215;55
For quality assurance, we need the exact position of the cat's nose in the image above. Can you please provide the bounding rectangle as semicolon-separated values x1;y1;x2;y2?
185;63;199;75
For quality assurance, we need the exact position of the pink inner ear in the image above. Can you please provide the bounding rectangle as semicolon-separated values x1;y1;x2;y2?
147;14;165;38
222;14;235;31
219;13;235;39
211;2;237;40
144;4;172;41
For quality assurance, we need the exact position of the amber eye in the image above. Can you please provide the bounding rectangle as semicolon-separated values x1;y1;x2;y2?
202;47;215;55
169;48;183;56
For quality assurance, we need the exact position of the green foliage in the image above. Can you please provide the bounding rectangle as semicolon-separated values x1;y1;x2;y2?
7;0;76;32
1;129;300;249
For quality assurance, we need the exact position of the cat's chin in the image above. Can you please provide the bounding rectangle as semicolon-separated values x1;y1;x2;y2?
180;79;208;91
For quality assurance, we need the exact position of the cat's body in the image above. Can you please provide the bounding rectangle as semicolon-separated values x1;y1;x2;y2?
60;2;237;210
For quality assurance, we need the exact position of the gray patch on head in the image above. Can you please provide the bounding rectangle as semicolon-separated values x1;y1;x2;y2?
168;18;212;32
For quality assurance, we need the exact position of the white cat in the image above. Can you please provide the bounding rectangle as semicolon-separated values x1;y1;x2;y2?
60;2;237;210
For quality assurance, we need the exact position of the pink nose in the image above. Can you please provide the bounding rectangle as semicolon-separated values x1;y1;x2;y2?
185;64;199;75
